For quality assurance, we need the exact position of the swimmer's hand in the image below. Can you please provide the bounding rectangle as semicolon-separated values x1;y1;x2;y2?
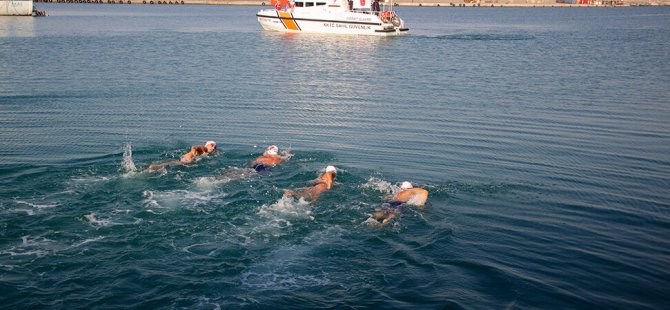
280;148;293;160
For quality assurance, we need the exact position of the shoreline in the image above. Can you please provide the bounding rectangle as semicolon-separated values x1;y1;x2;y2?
32;0;670;6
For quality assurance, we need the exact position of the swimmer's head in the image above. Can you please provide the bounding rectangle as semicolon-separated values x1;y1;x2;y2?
400;181;413;190
325;165;337;174
205;141;217;152
266;145;279;155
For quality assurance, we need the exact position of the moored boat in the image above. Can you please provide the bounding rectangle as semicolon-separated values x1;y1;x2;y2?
257;0;408;36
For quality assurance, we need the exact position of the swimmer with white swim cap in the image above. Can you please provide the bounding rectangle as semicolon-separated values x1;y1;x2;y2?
251;145;291;172
372;181;429;226
393;181;429;206
284;165;337;203
147;140;217;171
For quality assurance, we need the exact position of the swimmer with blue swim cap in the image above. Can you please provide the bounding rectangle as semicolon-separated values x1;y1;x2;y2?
251;145;291;172
372;181;429;226
147;140;217;171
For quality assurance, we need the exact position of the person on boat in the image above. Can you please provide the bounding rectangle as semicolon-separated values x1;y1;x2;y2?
251;145;291;172
372;181;429;226
284;165;337;203
371;0;380;14
147;141;217;171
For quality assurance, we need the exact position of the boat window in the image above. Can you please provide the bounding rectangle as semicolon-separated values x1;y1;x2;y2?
305;2;313;6
316;2;325;4
295;1;303;6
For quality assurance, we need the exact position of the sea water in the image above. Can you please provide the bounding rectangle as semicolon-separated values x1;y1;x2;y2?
1;5;669;308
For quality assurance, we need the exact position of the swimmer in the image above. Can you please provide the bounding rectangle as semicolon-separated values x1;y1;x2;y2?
215;145;291;181
251;145;291;172
147;141;217;171
372;181;429;226
391;181;429;206
284;165;337;203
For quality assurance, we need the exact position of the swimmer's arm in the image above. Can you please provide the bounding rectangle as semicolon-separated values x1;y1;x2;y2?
284;189;303;198
279;148;292;160
381;212;397;226
147;160;182;171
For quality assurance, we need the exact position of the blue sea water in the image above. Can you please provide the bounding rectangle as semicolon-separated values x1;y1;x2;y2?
1;4;670;308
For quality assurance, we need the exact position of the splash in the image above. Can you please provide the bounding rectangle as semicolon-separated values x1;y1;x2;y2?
142;189;220;210
84;213;112;226
258;195;314;221
142;190;161;210
361;177;399;194
121;142;137;175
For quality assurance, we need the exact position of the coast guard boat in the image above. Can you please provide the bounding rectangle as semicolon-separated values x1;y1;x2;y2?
256;0;408;36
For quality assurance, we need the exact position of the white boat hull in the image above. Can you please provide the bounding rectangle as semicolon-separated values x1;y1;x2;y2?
257;9;408;36
1;0;33;16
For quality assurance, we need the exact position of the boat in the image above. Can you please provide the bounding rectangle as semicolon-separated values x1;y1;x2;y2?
256;0;409;36
1;0;33;16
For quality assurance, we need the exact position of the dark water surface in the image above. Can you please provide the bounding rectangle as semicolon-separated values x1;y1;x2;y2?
1;5;670;308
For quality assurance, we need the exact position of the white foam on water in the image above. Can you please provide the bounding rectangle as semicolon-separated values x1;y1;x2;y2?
361;177;399;194
0;248;48;257
69;176;112;183
84;213;112;226
258;195;314;221
14;200;59;210
83;213;141;227
142;190;161;208
241;271;330;290
9;209;34;216
208;167;258;185
0;264;15;270
216;222;253;247
68;236;105;249
193;297;221;310
362;216;382;227
241;227;345;289
0;235;54;257
142;189;220;210
193;176;219;190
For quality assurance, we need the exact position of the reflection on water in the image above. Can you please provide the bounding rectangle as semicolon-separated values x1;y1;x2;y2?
0;16;34;37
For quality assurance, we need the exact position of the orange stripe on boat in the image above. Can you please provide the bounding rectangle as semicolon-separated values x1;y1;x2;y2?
278;11;300;31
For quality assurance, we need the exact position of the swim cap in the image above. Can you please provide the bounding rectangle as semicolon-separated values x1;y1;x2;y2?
266;145;278;155
326;165;337;173
205;141;217;149
400;181;413;190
